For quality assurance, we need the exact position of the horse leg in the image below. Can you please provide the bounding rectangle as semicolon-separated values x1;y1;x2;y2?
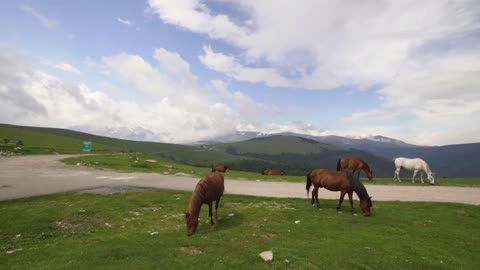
215;198;221;223
311;186;319;207
420;171;425;184
337;190;346;211
357;170;361;179
348;191;354;214
311;186;316;205
208;203;214;230
395;168;401;182
412;170;418;183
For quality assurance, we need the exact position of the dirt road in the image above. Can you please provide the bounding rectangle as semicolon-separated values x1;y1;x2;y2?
1;155;479;205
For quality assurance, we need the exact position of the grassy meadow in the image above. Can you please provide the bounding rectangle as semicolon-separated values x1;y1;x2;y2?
63;154;480;187
1;190;479;269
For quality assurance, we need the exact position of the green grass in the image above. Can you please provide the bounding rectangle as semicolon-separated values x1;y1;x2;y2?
0;125;122;154
63;154;480;187
0;190;479;269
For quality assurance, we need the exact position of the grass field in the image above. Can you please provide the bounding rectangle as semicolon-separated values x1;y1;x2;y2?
0;125;123;154
63;154;480;187
1;190;478;269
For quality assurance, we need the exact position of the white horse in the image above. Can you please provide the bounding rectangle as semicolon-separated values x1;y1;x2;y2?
393;157;435;185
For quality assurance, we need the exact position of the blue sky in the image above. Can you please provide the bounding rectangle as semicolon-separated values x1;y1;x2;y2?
1;1;479;145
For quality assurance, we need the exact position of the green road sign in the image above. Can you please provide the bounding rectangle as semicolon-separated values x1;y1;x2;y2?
81;141;92;153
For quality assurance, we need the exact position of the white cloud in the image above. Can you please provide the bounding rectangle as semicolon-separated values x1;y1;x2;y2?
41;60;82;75
147;0;248;42
199;46;294;88
149;0;480;145
0;46;267;143
117;18;132;25
149;0;480;90
20;4;57;29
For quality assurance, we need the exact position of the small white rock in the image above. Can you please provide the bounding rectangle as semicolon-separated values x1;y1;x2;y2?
259;250;273;261
150;232;159;235
5;248;23;254
294;220;300;224
228;213;234;217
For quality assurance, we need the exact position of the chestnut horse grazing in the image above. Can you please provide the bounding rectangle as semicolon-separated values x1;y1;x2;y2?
185;173;225;236
261;169;288;175
337;157;373;180
211;164;229;173
306;169;372;216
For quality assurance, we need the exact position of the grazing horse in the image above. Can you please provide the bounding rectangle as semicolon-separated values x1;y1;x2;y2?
185;173;225;236
337;157;373;181
393;157;435;185
211;164;229;173
306;169;372;216
261;169;288;175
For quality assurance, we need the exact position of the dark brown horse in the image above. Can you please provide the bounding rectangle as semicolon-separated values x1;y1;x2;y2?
306;169;372;216
261;169;288;175
185;173;225;236
211;164;229;173
337;157;373;180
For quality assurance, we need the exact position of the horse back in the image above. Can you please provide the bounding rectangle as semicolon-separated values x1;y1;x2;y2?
197;173;225;202
309;169;350;191
340;157;364;170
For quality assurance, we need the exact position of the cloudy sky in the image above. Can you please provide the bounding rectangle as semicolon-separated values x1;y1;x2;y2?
1;0;479;145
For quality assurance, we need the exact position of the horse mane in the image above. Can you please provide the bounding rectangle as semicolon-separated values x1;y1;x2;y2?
423;161;432;174
362;161;371;172
348;173;371;202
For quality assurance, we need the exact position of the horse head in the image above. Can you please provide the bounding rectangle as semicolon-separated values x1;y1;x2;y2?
428;173;435;185
185;211;199;236
367;170;373;181
359;197;373;216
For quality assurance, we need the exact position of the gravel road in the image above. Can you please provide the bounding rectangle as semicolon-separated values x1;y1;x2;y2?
1;155;479;205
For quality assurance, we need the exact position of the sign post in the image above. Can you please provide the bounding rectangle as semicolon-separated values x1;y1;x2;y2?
81;141;92;153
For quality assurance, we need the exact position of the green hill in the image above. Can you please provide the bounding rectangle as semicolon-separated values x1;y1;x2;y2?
0;124;252;165
0;124;392;176
0;124;122;154
210;135;393;176
213;135;340;155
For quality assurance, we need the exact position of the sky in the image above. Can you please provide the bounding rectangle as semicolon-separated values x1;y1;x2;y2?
0;0;479;145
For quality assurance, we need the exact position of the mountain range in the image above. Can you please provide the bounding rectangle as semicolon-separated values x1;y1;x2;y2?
1;124;479;177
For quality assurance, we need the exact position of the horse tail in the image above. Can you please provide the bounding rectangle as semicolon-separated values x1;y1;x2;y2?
336;158;342;171
306;172;312;197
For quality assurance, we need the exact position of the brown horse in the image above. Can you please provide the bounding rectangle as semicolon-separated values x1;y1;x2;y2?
337;157;373;180
211;164;229;173
306;169;372;216
261;169;288;175
185;173;225;236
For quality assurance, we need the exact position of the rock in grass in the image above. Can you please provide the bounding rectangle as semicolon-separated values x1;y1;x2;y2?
259;250;273;261
6;249;23;254
145;160;157;163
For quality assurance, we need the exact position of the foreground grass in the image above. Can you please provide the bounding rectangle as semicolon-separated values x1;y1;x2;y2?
1;190;479;269
63;154;480;187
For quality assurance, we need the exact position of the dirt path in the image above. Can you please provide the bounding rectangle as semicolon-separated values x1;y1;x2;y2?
1;155;479;205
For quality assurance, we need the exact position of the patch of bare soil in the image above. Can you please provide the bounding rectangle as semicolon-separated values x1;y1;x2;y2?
55;213;105;230
177;246;203;255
